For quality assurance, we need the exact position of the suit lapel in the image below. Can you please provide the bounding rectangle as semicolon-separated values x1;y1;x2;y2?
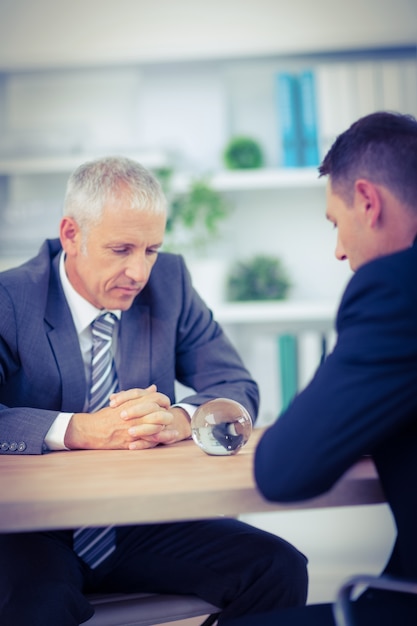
45;257;87;412
44;250;152;406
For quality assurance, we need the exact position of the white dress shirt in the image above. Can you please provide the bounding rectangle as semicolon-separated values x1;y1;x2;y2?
44;252;121;450
44;252;193;451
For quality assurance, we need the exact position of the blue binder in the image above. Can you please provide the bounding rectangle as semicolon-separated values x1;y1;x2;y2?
276;72;301;166
278;334;299;412
299;70;320;166
275;69;319;167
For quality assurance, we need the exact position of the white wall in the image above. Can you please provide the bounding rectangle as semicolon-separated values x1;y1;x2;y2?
0;0;416;70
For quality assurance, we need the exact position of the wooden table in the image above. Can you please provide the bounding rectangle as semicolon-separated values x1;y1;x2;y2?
0;428;385;533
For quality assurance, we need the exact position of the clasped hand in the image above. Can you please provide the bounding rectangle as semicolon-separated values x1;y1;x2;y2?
64;385;192;450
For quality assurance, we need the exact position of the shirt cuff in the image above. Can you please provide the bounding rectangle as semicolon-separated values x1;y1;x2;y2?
173;403;196;420
44;413;73;450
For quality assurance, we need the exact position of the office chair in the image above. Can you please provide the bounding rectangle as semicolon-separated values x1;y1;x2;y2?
85;591;220;626
225;573;417;626
333;573;417;626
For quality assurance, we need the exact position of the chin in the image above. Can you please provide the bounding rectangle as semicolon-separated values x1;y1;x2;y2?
114;296;137;311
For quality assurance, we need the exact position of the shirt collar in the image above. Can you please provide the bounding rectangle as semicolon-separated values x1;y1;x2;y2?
59;252;121;335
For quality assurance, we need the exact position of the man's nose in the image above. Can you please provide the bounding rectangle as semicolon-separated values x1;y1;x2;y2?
125;255;149;282
335;236;347;262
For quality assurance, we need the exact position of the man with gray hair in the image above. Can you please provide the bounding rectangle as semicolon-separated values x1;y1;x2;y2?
0;156;308;625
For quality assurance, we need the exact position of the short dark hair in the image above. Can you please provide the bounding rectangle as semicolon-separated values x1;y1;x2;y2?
319;111;417;210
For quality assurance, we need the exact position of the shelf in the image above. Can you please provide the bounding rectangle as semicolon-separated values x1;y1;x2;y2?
0;160;326;193
216;300;337;334
0;151;171;176
173;167;325;193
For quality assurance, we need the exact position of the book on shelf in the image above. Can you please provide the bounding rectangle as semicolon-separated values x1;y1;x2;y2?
275;72;300;167
277;334;298;412
275;70;320;168
299;70;320;166
314;58;417;159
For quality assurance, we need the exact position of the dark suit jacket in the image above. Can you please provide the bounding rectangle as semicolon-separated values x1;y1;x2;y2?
255;240;417;579
0;239;258;455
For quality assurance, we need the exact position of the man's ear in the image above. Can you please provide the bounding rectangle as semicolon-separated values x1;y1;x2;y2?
354;179;382;228
60;216;81;256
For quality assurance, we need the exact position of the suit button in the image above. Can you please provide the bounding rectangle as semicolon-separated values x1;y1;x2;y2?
9;442;18;451
17;442;27;452
1;442;9;451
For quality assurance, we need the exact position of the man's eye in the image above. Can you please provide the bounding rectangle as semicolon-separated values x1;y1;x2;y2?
112;248;129;254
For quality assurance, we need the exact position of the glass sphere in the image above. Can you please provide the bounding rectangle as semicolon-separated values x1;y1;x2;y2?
191;398;253;456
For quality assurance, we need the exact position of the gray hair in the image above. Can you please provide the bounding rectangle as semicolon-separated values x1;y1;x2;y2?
63;156;167;236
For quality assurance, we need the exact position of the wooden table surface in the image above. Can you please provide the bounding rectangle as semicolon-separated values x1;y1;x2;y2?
0;428;385;532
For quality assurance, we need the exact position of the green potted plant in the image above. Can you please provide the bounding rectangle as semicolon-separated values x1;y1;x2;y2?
226;254;291;302
156;168;231;255
223;136;264;170
154;168;232;308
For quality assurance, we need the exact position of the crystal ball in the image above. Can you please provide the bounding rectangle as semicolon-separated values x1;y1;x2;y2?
191;398;253;456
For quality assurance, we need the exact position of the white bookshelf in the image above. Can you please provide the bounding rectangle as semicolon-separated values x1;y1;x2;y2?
216;300;336;331
173;167;324;193
0;48;415;300
0;160;323;189
0;151;171;176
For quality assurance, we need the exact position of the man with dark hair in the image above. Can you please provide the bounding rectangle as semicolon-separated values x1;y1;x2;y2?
248;111;417;625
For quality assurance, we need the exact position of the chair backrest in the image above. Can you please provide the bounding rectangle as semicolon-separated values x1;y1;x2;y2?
85;591;220;626
332;574;417;626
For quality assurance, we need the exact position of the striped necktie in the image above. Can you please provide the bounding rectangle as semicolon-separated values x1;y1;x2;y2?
73;312;119;569
88;313;119;412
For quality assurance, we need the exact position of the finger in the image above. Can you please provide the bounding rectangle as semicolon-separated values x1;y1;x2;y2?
110;385;157;407
153;428;180;444
128;439;160;450
126;407;175;433
120;396;172;420
129;429;180;449
128;422;167;438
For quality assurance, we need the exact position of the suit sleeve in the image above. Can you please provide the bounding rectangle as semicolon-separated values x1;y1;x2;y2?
254;260;417;502
173;257;260;422
0;283;60;455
